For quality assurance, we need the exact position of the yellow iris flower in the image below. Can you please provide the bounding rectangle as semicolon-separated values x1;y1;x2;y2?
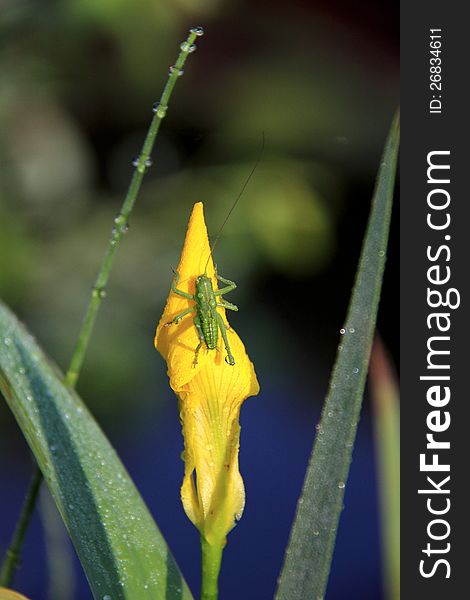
154;202;259;548
0;589;31;600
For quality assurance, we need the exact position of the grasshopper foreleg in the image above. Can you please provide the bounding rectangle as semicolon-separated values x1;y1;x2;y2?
214;274;237;297
171;271;194;300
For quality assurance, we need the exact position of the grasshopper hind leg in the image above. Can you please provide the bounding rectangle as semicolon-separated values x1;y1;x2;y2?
193;315;205;367
216;312;235;366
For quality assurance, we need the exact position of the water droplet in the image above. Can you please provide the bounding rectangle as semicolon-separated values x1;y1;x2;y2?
103;596;112;600
169;66;184;77
339;328;346;335
338;344;343;351
315;424;321;430
348;327;355;334
92;287;107;299
50;445;57;452
180;41;197;53
352;367;359;374
378;250;385;257
153;103;168;118
69;503;74;510
313;530;320;536
327;411;333;417
191;26;204;36
132;156;140;167
144;158;153;168
19;367;25;375
338;481;345;489
4;337;12;346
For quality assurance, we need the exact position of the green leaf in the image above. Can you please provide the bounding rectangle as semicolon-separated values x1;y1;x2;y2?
275;113;400;600
0;300;193;600
370;337;400;600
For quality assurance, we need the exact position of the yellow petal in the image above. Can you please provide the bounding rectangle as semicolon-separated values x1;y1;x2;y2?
0;589;31;600
155;202;259;545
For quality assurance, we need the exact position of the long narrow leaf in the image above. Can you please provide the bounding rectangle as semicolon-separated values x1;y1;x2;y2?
276;113;399;599
0;301;193;600
370;336;400;600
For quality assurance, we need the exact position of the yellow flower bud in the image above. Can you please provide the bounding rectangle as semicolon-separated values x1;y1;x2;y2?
155;202;259;547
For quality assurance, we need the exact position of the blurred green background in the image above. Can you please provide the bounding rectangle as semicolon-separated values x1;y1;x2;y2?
0;0;398;598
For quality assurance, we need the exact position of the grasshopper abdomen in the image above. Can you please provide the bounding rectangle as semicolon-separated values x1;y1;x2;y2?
195;274;218;350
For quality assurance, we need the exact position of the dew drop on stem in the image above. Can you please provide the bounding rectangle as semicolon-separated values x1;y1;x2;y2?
152;103;168;118
190;26;204;36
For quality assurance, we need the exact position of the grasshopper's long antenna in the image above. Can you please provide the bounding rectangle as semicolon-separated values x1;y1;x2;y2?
204;133;265;274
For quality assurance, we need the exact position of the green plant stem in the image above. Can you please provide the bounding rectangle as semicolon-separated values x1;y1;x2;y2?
0;26;203;588
0;465;42;587
200;538;223;600
65;26;201;387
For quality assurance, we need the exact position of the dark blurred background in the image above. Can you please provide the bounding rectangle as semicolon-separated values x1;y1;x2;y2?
0;0;398;598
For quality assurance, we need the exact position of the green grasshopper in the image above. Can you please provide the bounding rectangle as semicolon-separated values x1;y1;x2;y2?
165;135;263;366
165;269;238;366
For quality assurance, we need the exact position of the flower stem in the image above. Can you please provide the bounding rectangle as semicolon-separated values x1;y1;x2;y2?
200;538;223;600
0;26;204;588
